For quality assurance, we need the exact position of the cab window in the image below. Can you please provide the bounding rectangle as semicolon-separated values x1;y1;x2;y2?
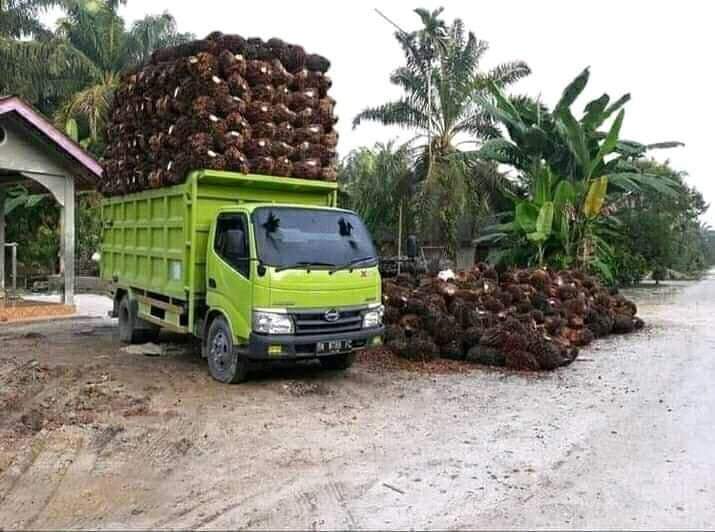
214;214;250;278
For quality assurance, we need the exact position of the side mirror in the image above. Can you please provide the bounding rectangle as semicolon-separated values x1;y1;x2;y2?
406;235;418;259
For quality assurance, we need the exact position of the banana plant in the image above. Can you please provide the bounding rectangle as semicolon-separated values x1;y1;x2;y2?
475;67;683;279
479;165;576;266
475;68;681;195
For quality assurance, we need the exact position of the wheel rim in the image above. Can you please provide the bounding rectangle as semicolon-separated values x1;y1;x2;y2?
210;330;230;372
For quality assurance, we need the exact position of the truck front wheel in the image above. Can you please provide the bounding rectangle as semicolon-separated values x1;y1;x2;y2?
319;353;356;371
207;317;249;384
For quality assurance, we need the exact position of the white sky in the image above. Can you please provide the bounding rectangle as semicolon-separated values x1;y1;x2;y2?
47;0;715;224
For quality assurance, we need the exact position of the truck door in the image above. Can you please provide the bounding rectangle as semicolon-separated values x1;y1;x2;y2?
208;212;253;343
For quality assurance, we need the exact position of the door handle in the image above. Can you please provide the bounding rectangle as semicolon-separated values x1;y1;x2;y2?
208;278;217;289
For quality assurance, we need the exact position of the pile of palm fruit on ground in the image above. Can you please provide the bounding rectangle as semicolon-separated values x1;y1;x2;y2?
101;32;338;195
382;265;644;371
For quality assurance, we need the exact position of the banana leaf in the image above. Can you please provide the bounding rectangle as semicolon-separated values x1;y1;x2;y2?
590;257;614;282
536;201;554;236
527;231;546;243
581;93;610;130
607;172;678;197
515;202;539;233
557;108;591;176
65;118;79;142
533;168;551;206
555;67;590;114
589;109;624;178
601;94;631;123
553;180;576;207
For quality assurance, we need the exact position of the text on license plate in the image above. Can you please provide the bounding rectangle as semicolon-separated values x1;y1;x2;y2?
317;339;352;354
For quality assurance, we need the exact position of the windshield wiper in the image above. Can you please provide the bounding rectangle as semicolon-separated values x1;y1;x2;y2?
329;256;377;274
274;261;336;272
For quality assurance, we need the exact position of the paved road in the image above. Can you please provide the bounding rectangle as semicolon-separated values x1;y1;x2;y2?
456;275;715;530
0;275;713;529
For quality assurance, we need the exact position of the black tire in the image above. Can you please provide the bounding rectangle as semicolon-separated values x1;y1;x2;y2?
118;295;136;344
118;295;160;344
319;352;356;371
206;316;249;384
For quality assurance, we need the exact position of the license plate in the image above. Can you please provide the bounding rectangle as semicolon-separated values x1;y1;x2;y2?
317;339;352;354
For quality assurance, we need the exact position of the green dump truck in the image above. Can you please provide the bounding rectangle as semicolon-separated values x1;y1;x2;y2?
101;170;384;383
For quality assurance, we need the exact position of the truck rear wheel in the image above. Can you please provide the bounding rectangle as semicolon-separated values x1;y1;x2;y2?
207;316;249;384
118;295;159;344
319;352;356;371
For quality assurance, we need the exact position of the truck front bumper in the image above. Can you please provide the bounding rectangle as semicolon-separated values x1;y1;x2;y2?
242;326;385;360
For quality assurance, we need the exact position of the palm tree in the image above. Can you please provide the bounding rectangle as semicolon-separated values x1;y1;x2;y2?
52;4;192;151
353;8;529;254
1;1;192;151
339;141;414;250
0;0;60;38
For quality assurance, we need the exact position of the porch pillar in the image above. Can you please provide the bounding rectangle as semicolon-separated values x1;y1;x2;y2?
62;178;75;306
0;186;5;298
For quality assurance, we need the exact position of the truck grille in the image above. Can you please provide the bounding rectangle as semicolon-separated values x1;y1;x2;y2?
291;308;364;336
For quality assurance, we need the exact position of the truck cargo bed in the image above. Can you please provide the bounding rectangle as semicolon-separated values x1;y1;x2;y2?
101;170;338;303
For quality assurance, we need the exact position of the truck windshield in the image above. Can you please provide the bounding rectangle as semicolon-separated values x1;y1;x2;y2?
252;207;378;269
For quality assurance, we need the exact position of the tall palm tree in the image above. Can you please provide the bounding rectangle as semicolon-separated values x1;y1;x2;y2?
0;0;60;38
353;8;529;254
52;3;192;151
1;0;192;151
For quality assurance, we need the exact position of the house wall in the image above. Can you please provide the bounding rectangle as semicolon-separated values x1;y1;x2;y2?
0;117;72;179
0;116;76;304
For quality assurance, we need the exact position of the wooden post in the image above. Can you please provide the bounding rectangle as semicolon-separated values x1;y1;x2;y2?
397;202;403;276
62;178;75;306
11;243;16;294
0;187;5;298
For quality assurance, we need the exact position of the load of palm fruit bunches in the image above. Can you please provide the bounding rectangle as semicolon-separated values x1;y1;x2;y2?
382;265;644;371
100;32;338;195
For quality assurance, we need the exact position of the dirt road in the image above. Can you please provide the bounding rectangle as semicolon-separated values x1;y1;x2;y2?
1;274;714;529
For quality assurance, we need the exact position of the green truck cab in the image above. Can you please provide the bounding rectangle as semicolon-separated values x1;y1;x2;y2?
100;170;384;383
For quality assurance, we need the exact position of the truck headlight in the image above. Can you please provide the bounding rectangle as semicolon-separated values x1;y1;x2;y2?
362;304;384;329
252;310;294;335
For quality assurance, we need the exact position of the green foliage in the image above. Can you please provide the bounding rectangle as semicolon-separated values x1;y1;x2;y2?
1;1;193;142
612;159;711;283
353;7;529;254
2;2;191;278
0;0;59;38
5;190;103;276
3;185;46;215
76;191;102;275
476;67;687;281
6;192;59;273
338;141;414;248
476;68;682;195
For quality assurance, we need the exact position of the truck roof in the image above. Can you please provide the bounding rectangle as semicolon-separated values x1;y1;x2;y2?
225;203;353;214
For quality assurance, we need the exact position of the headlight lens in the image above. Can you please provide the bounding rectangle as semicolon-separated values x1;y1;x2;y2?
252;311;294;335
362;305;384;329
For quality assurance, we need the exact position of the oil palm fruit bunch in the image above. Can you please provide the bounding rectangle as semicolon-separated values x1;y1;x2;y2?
381;265;644;372
101;32;338;195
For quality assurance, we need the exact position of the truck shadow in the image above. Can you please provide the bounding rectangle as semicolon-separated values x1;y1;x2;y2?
250;359;345;384
152;332;348;385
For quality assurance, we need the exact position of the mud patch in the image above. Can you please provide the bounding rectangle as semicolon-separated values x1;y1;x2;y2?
0;358;152;446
